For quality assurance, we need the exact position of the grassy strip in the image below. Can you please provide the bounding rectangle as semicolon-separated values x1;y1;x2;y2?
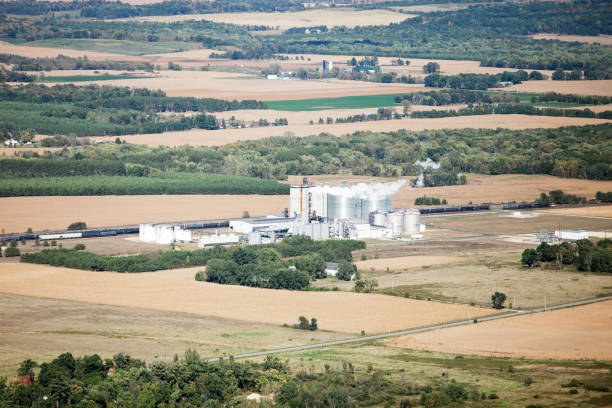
266;94;403;111
40;75;151;83
24;38;201;56
0;172;290;196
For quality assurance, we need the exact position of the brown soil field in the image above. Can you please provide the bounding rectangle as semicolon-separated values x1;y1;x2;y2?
0;263;495;334
0;42;147;62
537;205;612;218
427;213;612;235
354;255;466;271
0;147;61;155
288;174;612;207
96;115;610;147
386;300;612;360
0;195;286;233
497;80;612;96
120;9;413;28
0;293;349;377
531;34;612;45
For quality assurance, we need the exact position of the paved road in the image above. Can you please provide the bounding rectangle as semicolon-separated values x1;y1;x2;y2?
207;295;612;362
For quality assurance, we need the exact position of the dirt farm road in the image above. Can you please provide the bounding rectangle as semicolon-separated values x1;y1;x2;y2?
208;295;612;362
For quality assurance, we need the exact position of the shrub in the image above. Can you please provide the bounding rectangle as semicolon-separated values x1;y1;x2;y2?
73;243;85;250
524;376;533;386
4;247;20;257
194;270;206;281
67;222;87;231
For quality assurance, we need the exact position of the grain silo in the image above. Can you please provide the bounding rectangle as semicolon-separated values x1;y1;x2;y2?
369;211;387;227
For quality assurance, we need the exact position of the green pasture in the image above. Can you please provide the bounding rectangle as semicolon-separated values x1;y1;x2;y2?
266;94;403;111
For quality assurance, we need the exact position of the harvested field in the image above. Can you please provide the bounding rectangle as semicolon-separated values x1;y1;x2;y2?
537;205;612;218
94;115;610;147
354;255;466;272
0;195;286;233
531;33;612;45
23;39;200;57
496;80;612;96
57;70;421;100
386;300;612;360
0;41;147;62
0;263;495;335
427;212;612;234
121;9;413;28
288;174;612;207
0;293;347;377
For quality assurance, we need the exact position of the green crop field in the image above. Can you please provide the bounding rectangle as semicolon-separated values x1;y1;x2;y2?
266;94;403;111
24;38;201;56
41;75;151;83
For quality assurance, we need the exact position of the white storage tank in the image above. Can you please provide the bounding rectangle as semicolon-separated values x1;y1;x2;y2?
403;209;421;234
386;211;405;236
155;224;175;245
369;211;387;227
139;223;157;242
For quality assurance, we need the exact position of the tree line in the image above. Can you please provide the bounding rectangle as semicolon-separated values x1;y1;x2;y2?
0;53;155;71
21;236;362;281
424;71;543;90
0;172;289;197
521;239;611;273
395;89;518;106
409;103;612;120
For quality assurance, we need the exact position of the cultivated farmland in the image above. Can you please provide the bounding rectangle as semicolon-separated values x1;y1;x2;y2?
0;263;496;334
120;8;413;29
386;300;612;360
0;195;286;233
91;115;610;147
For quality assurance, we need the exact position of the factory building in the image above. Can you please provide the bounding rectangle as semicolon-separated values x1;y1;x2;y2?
199;232;241;247
139;223;192;244
555;230;589;241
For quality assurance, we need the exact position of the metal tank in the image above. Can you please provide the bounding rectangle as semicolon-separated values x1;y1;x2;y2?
385;211;405;236
369;211;387;227
403;209;421;234
327;194;363;222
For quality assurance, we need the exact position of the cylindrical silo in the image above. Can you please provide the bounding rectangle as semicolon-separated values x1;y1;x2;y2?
369;211;387;227
403;209;421;234
386;211;404;236
327;194;363;222
156;224;175;244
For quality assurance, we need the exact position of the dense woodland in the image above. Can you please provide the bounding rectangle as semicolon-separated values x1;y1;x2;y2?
0;172;289;196
8;125;609;185
0;84;265;137
0;350;496;408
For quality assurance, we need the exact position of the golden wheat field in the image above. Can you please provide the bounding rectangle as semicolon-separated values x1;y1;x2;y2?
0;195;287;233
498;79;612;96
386;300;612;360
119;8;413;28
92;115;610;147
0;263;495;334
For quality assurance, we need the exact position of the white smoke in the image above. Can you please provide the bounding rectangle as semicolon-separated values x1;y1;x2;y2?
413;158;440;188
310;180;406;199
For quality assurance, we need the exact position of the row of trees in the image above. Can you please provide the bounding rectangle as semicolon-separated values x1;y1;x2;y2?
0;53;155;71
521;240;611;273
1;349;488;408
395;89;518;106
0;172;289;196
414;196;447;206
424;71;543;90
409;103;612;120
530;92;612;105
535;190;586;205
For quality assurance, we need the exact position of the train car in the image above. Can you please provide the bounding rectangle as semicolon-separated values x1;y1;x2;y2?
99;230;118;237
39;232;83;240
